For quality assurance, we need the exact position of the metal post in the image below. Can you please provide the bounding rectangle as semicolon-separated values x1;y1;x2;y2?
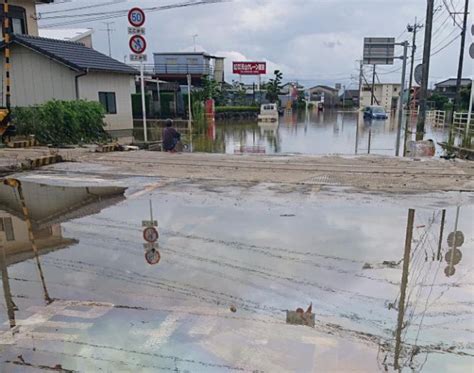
396;42;408;156
437;209;446;261
394;208;415;370
140;61;148;142
2;0;11;122
371;65;376;105
5;179;52;304
464;79;473;147
156;78;161;117
187;73;192;132
0;245;16;328
368;126;372;154
416;0;435;140
355;113;359;154
453;0;469;112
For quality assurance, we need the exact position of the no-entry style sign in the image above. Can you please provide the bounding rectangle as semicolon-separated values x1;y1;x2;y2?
143;227;159;243
129;35;147;54
128;7;146;27
145;248;161;265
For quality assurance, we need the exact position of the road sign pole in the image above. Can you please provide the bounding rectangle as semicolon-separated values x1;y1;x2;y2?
464;78;473;148
396;42;408;157
140;61;148;142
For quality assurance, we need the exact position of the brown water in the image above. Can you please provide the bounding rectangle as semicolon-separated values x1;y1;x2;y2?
186;110;452;156
0;176;472;371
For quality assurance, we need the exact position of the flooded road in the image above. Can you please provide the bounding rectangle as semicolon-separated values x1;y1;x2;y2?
190;110;452;157
0;176;472;372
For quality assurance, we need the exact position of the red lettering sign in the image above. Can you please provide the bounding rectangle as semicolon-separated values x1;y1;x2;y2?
233;62;267;75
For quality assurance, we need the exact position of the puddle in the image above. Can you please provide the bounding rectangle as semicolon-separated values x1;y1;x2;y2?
0;178;472;372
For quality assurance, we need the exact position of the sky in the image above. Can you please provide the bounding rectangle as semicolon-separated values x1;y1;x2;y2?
37;0;473;89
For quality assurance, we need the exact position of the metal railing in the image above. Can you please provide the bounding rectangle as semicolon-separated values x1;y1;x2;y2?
426;110;446;127
128;63;216;76
453;112;473;130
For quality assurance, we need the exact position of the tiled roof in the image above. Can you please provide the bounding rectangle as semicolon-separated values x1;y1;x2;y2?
8;34;137;75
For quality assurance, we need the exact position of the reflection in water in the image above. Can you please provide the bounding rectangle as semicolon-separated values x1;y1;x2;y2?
0;179;471;371
197;109;453;156
0;180;125;329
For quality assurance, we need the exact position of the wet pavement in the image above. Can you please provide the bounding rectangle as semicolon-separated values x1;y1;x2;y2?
0;174;473;372
190;110;453;156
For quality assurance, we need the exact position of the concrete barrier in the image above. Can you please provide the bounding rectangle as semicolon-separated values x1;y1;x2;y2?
7;139;39;148
22;154;63;169
96;143;119;153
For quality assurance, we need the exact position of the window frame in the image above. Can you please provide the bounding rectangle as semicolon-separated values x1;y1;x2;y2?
98;92;117;115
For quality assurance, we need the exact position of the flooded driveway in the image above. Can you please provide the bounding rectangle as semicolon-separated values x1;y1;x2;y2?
190;110;452;157
0;175;472;372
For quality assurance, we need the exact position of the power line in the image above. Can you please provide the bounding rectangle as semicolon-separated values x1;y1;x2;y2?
39;0;230;28
38;0;127;16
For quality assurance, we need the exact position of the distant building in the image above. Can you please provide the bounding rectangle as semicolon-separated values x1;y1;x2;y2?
0;1;53;38
434;78;471;102
39;28;94;48
308;85;339;107
359;83;401;110
280;82;304;95
153;52;225;86
340;89;359;106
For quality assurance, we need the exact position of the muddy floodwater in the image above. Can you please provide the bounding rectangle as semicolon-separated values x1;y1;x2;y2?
0;174;472;372
187;110;454;157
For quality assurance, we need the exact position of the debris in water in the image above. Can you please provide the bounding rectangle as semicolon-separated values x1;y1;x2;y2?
230;305;237;313
280;214;296;217
362;263;373;269
286;303;315;327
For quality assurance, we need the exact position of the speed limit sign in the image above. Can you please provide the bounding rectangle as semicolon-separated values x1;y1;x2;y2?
143;227;159;243
128;7;145;27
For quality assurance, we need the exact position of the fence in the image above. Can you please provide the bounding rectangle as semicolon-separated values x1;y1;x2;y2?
426;110;446;127
453;112;473;130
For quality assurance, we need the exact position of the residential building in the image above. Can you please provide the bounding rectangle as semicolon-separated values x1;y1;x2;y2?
0;35;137;140
308;85;339;107
359;83;401;111
0;1;53;37
434;78;471;102
340;89;359;107
280;82;304;96
39;28;94;48
153;52;225;85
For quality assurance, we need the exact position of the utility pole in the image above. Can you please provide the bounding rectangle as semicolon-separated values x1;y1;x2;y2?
101;21;115;57
395;41;408;157
416;0;435;141
394;209;415;370
192;34;198;53
453;0;469;112
358;60;363;110
371;65;376;105
407;19;424;110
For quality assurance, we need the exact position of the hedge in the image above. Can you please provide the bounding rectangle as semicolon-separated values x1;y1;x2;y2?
215;106;259;113
12;100;110;145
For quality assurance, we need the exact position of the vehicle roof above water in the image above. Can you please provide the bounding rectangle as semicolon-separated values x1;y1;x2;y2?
261;104;277;109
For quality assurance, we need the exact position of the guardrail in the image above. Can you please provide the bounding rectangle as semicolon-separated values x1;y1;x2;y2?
426;110;446;127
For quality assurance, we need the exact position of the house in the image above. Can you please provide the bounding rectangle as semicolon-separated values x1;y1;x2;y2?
0;34;137;141
280;82;304;96
359;83;401;111
434;78;471;102
39;28;94;48
0;1;54;37
308;85;339;107
153;52;225;86
340;89;359;106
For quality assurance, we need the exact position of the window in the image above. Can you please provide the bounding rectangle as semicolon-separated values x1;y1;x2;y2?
165;58;178;65
0;5;27;35
98;92;117;114
1;217;15;242
187;58;198;65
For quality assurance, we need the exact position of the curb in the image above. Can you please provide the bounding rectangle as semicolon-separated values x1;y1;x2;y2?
96;143;119;153
7;139;40;148
21;154;63;170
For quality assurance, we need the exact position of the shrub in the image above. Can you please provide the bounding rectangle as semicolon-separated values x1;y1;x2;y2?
12;100;110;145
215;106;259;113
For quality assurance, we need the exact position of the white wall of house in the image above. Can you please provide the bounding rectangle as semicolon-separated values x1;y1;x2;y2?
2;44;77;106
78;72;135;136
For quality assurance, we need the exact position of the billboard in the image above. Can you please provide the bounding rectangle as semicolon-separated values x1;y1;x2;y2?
363;37;395;65
233;61;266;75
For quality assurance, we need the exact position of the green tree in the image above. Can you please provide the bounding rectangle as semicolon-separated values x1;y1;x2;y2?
265;70;283;103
